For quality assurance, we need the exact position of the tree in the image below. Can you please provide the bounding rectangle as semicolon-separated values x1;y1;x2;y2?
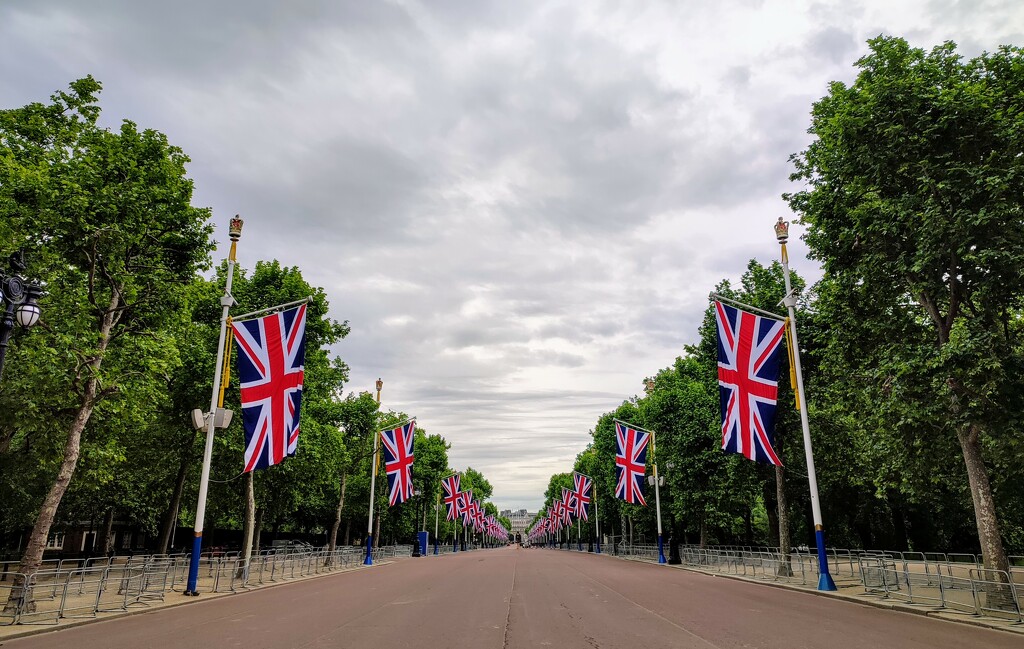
1;78;214;610
787;36;1024;576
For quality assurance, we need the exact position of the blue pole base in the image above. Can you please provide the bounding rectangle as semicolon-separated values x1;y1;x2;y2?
363;535;374;565
184;533;203;595
814;529;836;590
657;536;667;564
818;572;838;591
595;542;601;554
433;541;439;555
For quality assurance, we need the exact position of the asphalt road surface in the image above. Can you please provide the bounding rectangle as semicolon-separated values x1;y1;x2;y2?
4;546;1019;648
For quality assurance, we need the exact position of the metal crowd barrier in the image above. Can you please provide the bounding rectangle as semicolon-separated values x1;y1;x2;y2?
0;545;402;626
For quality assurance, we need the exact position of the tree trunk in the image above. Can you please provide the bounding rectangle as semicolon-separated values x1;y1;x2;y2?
958;424;1014;609
373;502;381;549
699;518;708;548
99;508;115;556
3;371;101;613
959;425;1010;574
742;506;753;545
326;472;347;565
237;472;255;579
343;519;351;546
328;472;348;553
156;451;191;554
775;464;793;576
252;507;263;554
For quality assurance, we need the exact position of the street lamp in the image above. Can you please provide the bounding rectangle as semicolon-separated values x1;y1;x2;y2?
0;251;43;382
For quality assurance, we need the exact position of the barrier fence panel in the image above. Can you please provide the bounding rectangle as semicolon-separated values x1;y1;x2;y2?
970;569;1021;622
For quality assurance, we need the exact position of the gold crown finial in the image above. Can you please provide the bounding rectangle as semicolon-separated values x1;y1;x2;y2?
229;215;244;242
774;217;789;244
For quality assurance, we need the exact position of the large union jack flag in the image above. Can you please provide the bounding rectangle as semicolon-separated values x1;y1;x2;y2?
614;421;649;505
232;304;307;472
381;420;416;506
442;473;461;522
572;472;592;521
715;300;785;465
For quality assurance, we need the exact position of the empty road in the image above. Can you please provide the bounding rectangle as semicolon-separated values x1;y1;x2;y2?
5;547;1019;648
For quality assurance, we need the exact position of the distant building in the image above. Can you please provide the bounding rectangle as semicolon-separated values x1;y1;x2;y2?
500;508;536;540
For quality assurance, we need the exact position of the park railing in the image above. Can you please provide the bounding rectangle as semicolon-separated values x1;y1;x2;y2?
0;545;403;626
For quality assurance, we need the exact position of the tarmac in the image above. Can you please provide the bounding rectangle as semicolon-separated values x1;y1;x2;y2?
0;547;1020;648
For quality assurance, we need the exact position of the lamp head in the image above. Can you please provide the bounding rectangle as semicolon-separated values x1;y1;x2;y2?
15;282;42;327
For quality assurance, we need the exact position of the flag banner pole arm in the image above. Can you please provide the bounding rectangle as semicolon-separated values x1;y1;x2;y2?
378;417;416;432
709;292;786;321
573;471;593;480
612;418;657;436
232;296;312;322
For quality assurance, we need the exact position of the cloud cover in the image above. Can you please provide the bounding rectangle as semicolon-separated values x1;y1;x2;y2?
2;0;1021;508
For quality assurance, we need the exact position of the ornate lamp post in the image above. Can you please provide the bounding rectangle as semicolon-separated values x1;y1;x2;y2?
0;252;44;382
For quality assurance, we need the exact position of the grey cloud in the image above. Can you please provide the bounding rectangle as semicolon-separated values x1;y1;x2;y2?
807;27;858;64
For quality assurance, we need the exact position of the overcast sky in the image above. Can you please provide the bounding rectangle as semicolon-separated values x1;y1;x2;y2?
2;1;1020;510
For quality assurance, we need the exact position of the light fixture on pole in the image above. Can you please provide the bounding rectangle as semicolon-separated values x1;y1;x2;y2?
0;251;44;383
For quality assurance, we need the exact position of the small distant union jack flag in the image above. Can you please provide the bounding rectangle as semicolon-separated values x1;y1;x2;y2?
614;421;649;505
380;420;416;506
572;472;592;521
715;300;785;465
232;304;307;472
442;474;461;522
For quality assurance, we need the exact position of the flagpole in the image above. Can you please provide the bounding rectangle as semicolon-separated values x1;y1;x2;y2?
184;216;242;596
433;487;440;555
594;475;601;553
652;430;666;564
775;217;836;591
364;378;383;566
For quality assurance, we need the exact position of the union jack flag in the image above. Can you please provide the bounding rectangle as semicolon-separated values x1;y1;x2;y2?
572;472;592;521
380;420;416;506
561;488;575;526
715;300;785;465
458;491;474;526
232;304;307;472
614;421;649;505
442;473;461;522
469;500;484;532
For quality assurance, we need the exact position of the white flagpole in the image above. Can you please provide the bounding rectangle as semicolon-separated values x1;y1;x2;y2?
652;429;666;564
364;379;382;565
594;475;601;553
775;217;836;591
433;488;440;555
185;216;242;596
